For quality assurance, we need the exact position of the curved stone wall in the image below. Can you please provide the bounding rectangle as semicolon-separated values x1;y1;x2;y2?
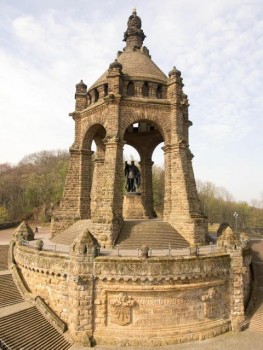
11;242;252;346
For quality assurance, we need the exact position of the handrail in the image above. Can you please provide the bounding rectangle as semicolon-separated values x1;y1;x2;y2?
19;240;249;257
21;240;70;253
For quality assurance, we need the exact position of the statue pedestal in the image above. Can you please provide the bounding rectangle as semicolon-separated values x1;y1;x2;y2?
123;193;148;219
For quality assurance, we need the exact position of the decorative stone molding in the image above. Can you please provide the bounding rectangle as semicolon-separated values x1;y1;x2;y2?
109;292;136;325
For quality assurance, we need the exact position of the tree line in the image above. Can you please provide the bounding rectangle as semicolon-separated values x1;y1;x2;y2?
0;150;69;223
0;150;262;230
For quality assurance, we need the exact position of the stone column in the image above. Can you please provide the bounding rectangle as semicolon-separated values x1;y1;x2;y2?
89;90;96;104
230;248;246;331
51;147;94;237
134;81;144;97
122;81;129;97
169;142;198;244
91;137;123;245
162;144;172;221
90;158;105;218
72;112;81;146
148;82;158;98
68;231;96;346
107;61;123;95
97;85;104;102
139;157;156;218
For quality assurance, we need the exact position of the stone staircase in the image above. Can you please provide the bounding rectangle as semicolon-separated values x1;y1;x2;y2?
0;306;71;350
52;219;92;245
0;272;71;350
116;219;189;249
0;246;8;270
248;262;263;332
0;274;24;307
248;240;263;332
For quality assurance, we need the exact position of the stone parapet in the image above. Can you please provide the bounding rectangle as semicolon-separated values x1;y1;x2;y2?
10;238;252;347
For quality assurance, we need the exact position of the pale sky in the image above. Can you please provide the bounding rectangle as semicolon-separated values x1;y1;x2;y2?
0;0;262;204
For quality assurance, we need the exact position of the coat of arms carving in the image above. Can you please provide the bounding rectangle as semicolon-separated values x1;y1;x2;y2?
110;292;136;326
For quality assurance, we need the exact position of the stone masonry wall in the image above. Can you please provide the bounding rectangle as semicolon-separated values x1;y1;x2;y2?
11;242;252;347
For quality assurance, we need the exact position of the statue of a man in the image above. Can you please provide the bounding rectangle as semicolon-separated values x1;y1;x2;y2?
124;161;140;192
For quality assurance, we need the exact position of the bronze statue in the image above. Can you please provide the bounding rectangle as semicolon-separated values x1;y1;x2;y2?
124;161;141;192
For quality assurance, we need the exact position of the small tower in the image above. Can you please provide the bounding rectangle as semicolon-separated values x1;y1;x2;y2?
51;10;207;246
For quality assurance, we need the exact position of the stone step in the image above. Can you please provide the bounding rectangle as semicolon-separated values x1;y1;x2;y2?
249;294;263;332
52;219;92;245
116;220;189;249
0;274;24;308
0;246;9;271
248;255;263;331
0;306;71;350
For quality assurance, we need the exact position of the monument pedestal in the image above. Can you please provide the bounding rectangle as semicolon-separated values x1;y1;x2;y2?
123;193;148;219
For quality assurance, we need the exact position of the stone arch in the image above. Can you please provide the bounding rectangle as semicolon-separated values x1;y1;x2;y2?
82;123;107;151
80;123;107;220
120;111;169;144
122;117;165;219
124;121;164;160
81;121;107;150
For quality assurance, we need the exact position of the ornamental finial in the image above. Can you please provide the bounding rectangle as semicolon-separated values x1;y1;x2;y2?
123;9;146;49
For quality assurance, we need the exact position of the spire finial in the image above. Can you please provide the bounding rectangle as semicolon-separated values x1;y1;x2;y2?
123;9;146;50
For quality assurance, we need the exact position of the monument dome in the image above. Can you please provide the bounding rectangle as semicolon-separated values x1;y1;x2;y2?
89;8;167;90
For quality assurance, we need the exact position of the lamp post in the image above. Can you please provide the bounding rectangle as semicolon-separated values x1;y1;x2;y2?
233;212;238;232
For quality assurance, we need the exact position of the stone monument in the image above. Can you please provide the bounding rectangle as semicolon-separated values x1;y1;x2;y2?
51;8;207;247
8;9;253;348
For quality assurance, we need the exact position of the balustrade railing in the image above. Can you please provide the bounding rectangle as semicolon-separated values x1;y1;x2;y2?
19;240;249;257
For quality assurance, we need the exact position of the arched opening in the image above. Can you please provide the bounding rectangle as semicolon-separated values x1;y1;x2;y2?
142;82;149;97
87;93;91;106
156;84;162;99
104;84;108;97
123;121;164;218
152;143;164;217
127;81;135;96
94;88;99;102
82;124;107;219
123;144;141;193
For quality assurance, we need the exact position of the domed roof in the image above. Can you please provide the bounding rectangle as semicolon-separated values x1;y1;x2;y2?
88;10;167;91
89;50;167;90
